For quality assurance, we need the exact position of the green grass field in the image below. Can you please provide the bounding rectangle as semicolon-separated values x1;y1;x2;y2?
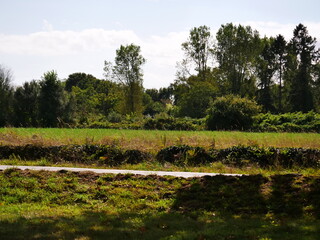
1;128;319;151
1;128;320;239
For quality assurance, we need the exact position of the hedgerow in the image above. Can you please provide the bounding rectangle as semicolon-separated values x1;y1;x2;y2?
0;144;319;168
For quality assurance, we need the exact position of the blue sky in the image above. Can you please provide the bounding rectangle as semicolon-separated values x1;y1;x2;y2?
1;0;320;88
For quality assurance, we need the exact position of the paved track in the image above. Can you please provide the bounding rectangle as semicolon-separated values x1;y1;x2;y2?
0;165;244;178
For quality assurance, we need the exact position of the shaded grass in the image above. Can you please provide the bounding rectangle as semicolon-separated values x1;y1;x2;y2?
1;205;320;240
0;128;319;151
1;169;320;239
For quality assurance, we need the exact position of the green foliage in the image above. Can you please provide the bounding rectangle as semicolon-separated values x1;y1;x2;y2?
206;95;261;130
254;111;320;132
107;111;123;123
1;143;319;169
68;75;121;125
177;82;216;118
155;144;320;168
256;37;277;112
215;23;263;96
38;71;66;127
273;34;287;112
142;92;166;116
0;65;13;126
0;144;149;166
181;25;213;80
287;24;318;112
65;72;98;92
2;23;320;129
144;117;202;130
112;44;146;114
156;145;212;165
213;145;320;168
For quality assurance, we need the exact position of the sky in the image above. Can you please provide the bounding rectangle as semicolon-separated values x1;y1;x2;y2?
1;0;320;89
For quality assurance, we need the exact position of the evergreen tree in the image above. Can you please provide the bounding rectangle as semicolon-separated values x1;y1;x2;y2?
287;24;319;112
0;65;13;126
39;71;65;127
13;80;40;127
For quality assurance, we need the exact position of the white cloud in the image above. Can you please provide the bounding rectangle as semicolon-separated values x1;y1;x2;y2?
0;28;185;88
242;21;320;42
42;19;53;32
0;29;140;56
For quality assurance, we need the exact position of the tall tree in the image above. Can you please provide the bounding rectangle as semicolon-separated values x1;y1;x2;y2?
111;44;146;114
215;23;262;96
287;24;319;112
65;72;98;92
0;65;13;126
39;71;65;127
313;63;320;111
13;80;40;127
181;25;213;81
256;38;277;112
273;35;287;112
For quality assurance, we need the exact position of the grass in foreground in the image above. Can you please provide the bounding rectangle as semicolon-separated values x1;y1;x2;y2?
0;169;320;240
0;128;319;151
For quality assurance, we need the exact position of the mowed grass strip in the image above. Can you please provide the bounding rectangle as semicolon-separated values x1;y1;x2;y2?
0;169;320;240
0;128;319;150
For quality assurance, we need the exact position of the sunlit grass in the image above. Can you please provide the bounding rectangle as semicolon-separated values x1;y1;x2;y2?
0;128;319;151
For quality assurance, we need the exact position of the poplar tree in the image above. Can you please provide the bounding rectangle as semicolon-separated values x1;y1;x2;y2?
273;35;287;112
112;44;146;114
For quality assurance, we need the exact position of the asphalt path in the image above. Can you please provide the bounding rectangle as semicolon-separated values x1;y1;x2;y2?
0;165;244;178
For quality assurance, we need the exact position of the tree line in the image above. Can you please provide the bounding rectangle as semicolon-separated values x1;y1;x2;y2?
174;23;320;118
0;22;319;128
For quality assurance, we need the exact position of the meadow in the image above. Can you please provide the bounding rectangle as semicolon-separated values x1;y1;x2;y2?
1;128;320;239
1;128;320;151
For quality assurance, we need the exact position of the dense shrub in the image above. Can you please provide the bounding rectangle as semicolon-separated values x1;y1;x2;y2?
156;145;212;165
144;117;202;130
123;149;151;164
0;145;146;166
211;146;320;168
206;95;261;130
253;111;320;132
84;121;143;129
0;144;319;168
107;111;123;123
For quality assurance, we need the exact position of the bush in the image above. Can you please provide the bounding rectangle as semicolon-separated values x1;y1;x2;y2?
253;111;320;132
143;117;201;130
0;144;319;168
107;111;123;123
156;145;212;165
206;95;261;130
